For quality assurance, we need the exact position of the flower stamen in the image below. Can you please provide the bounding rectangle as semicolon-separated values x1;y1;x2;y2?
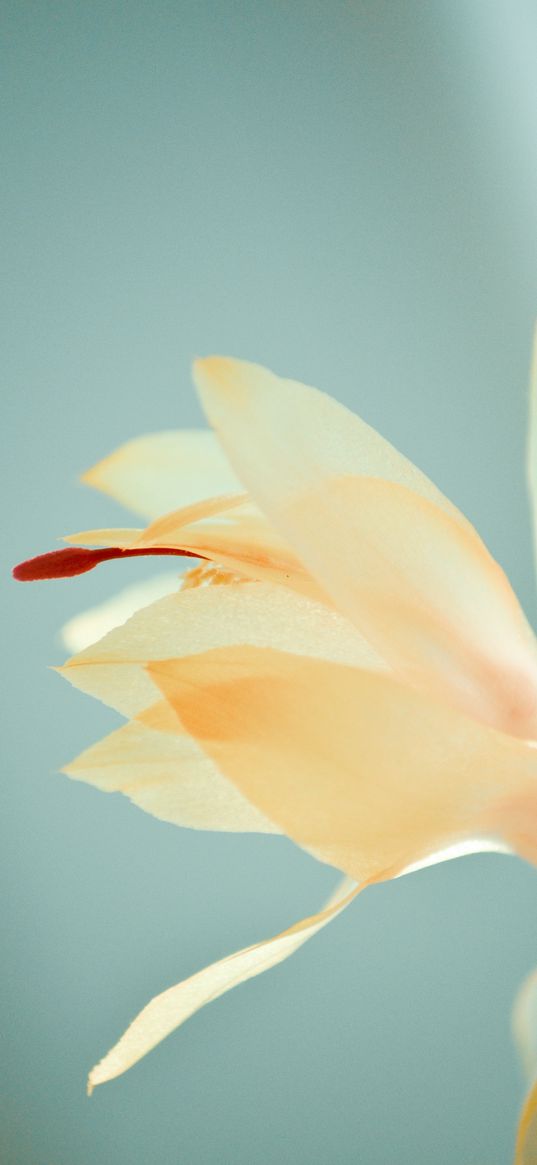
12;544;207;582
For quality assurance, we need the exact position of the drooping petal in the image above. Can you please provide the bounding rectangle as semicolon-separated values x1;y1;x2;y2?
194;358;537;738
58;582;385;719
513;968;537;1164
64;720;279;833
148;646;537;882
61;573;182;653
87;875;359;1092
82;430;242;520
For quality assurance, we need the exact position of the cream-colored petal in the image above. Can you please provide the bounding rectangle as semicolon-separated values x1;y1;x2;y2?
63;528;144;548
148;646;537;883
193;356;466;521
137;699;187;733
61;573;182;653
193;357;537;737
134;502;316;599
64;493;248;547
64;720;279;833
527;325;537;580
82;430;242;520
87;875;359;1092
290;476;537;739
63;494;317;599
58;582;385;718
398;837;508;878
513;968;537;1164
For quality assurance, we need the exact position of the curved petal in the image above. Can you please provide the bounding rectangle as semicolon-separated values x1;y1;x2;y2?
147;646;537;883
63;494;249;548
63;720;279;834
82;430;242;520
87;875;360;1092
134;503;316;598
63;527;143;547
62;495;317;599
58;582;385;718
194;358;537;738
283;475;537;739
193;356;466;521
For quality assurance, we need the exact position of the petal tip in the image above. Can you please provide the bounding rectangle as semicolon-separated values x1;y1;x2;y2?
80;458;106;490
193;355;248;402
87;1054;112;1094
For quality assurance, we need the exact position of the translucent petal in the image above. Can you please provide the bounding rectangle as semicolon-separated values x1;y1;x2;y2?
82;429;242;520
194;358;537;738
193;356;466;520
58;582;385;718
64;494;248;547
63;528;143;547
147;646;537;883
64;720;279;833
63;495;317;599
61;573;182;653
134;502;315;598
87;875;359;1092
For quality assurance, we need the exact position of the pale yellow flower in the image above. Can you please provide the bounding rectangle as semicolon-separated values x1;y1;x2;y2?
13;348;537;1152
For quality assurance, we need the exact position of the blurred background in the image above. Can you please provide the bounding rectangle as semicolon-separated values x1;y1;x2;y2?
3;2;537;1161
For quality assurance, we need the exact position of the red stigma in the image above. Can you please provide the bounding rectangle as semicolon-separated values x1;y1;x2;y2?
13;545;206;582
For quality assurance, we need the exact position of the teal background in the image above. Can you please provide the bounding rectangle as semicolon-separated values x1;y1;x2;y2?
3;2;537;1161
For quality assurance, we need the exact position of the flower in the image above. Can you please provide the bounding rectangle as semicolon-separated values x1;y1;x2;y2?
13;349;537;1149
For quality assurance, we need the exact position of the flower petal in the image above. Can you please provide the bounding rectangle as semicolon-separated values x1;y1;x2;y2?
147;646;537;882
82;430;242;520
134;502;315;598
193;356;466;520
61;573;182;653
58;582;385;719
63;720;279;833
87;875;359;1092
62;495;317;598
63;528;143;548
63;494;249;548
194;358;537;737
